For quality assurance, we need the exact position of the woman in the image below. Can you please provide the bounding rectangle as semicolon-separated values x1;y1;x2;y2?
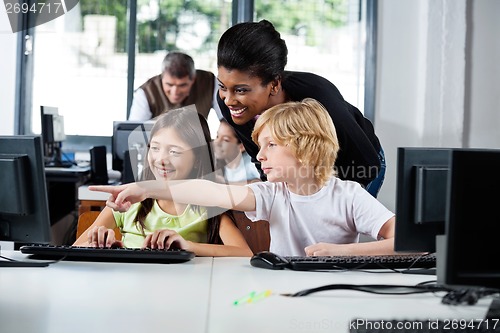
216;20;385;197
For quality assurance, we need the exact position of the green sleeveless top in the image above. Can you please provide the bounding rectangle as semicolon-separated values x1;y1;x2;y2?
112;201;208;248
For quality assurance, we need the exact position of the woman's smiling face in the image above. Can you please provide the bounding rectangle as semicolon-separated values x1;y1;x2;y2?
217;67;275;125
147;127;196;181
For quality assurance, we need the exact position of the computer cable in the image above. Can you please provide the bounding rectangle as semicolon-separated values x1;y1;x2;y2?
281;283;450;297
282;282;500;306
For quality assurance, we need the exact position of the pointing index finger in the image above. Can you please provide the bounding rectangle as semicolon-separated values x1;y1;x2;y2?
88;185;116;193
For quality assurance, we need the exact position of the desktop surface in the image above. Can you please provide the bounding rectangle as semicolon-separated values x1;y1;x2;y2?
78;184;116;201
45;164;91;174
0;252;493;333
208;258;492;333
0;251;212;333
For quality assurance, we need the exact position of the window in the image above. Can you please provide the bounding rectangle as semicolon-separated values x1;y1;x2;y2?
132;0;231;136
19;0;374;147
30;1;129;137
255;0;367;110
27;0;230;139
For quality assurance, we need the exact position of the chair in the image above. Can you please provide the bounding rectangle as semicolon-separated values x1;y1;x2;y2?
76;211;122;240
231;211;270;254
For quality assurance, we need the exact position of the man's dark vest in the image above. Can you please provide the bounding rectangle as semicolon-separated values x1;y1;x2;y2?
140;69;215;118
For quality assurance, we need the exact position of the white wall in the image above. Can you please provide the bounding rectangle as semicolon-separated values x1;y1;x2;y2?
375;0;500;211
467;0;500;148
0;8;18;135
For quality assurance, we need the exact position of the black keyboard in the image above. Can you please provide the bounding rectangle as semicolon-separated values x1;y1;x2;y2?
20;244;195;264
284;253;436;271
349;319;500;332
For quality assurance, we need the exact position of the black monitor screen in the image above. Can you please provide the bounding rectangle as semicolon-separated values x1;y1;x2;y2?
395;147;451;253
441;149;500;289
40;106;71;167
0;135;51;244
112;120;154;183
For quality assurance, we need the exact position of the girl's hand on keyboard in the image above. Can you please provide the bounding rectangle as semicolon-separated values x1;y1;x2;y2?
142;229;188;251
88;225;124;248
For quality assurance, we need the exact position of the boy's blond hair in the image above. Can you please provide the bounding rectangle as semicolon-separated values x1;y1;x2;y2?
251;98;339;186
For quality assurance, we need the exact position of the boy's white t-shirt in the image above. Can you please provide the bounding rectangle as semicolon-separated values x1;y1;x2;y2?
245;177;395;256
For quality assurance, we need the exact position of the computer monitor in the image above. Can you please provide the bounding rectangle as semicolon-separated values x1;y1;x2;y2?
40;106;72;167
394;147;451;253
0;136;52;246
112;120;154;183
438;149;500;289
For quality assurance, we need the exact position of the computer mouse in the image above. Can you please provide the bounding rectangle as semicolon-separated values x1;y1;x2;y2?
250;251;289;270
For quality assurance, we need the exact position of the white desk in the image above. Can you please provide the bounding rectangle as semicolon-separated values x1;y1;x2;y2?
78;185;110;201
0;252;492;333
0;252;213;333
209;258;492;332
78;185;109;215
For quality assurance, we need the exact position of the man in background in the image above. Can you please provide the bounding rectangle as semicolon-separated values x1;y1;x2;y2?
129;52;219;120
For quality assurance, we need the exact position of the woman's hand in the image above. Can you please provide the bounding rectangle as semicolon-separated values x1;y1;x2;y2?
87;225;124;248
142;229;190;251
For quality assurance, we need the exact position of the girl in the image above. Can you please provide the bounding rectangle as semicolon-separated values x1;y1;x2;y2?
74;108;252;257
89;99;395;257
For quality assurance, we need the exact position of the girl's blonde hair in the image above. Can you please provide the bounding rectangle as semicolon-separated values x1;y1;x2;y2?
251;98;339;186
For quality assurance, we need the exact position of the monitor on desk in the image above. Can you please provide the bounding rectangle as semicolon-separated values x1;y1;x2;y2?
394;147;451;253
40;106;73;168
0;136;51;245
438;149;500;289
112;120;154;183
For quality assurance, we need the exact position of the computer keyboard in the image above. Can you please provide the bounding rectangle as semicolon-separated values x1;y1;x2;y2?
349;319;500;332
284;253;436;271
20;244;195;264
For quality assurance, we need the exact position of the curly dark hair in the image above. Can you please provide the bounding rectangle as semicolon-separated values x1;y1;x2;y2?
217;20;288;85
